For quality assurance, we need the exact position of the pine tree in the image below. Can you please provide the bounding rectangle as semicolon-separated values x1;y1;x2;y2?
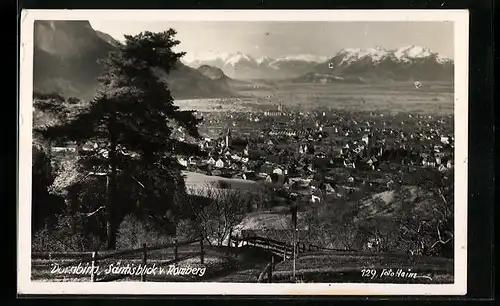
40;29;204;249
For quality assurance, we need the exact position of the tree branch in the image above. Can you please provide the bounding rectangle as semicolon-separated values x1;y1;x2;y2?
85;206;106;217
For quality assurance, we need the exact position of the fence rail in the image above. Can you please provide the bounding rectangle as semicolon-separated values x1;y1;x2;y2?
231;234;421;259
230;234;346;260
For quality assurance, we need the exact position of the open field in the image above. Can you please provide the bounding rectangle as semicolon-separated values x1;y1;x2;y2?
174;81;454;115
183;171;259;192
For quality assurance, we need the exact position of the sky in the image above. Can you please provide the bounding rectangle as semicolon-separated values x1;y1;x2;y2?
90;21;454;60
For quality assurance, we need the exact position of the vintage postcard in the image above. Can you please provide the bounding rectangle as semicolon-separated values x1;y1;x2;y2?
18;9;469;295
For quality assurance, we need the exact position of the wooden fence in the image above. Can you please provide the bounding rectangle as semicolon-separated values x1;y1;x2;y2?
228;233;354;261
230;233;451;283
229;235;294;259
32;237;205;282
229;232;412;259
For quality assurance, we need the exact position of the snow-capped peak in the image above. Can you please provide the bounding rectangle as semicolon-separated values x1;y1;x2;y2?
181;51;257;67
394;45;433;60
275;54;329;63
256;56;273;65
181;51;232;64
184;52;329;66
224;52;257;66
436;55;453;64
182;47;450;68
334;45;451;65
338;47;391;64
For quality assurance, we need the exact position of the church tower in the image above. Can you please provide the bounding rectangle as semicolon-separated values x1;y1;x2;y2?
225;128;231;149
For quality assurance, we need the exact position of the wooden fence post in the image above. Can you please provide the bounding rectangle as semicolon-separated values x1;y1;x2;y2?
141;243;147;282
90;251;97;282
268;255;274;283
174;238;178;260
237;236;241;258
232;237;236;258
200;237;205;264
227;228;232;256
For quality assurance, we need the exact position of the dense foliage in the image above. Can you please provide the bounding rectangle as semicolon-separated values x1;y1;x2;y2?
31;143;64;235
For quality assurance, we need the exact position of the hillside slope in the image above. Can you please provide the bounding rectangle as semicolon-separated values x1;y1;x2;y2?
196;65;250;88
33;20;235;101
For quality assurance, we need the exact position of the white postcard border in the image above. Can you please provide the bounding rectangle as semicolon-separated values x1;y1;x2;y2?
18;9;469;296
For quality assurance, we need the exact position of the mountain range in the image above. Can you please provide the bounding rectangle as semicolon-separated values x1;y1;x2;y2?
298;46;454;83
183;46;454;82
33;20;237;101
183;53;330;80
33;21;454;102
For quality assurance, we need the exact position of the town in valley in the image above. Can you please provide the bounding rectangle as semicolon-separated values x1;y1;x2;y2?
30;20;456;283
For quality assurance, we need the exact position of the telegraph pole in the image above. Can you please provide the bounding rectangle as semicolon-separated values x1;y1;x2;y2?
291;204;298;280
293;228;297;280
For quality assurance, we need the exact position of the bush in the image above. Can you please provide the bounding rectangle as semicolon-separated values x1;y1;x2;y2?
32;215;103;252
116;214;173;250
302;197;359;250
176;219;200;241
351;217;400;252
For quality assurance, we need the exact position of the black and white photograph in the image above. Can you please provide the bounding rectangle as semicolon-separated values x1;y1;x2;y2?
18;10;468;295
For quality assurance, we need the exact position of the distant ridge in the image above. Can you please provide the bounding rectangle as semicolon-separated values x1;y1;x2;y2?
294;46;454;83
33;20;235;101
182;47;453;82
183;52;329;79
196;65;250;87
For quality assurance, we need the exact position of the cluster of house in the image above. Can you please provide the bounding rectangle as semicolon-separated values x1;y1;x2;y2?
50;106;453;204
170;106;454;208
176;129;449;207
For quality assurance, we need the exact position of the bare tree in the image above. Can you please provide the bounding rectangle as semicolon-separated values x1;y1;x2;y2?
394;169;454;257
301;193;359;250
188;184;248;246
